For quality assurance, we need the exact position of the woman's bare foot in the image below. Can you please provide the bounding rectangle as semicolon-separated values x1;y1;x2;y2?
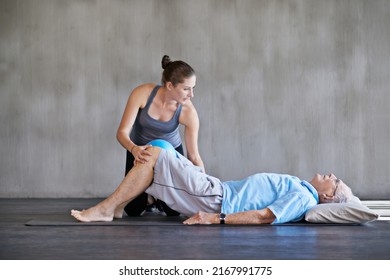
114;206;125;219
70;206;114;222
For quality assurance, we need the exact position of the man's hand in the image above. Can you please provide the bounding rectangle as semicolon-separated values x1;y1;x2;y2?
183;211;218;225
183;209;276;225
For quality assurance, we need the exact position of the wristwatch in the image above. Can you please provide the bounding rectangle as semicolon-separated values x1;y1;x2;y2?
219;213;226;224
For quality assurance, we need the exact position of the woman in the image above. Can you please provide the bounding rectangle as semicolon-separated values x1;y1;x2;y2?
116;55;205;216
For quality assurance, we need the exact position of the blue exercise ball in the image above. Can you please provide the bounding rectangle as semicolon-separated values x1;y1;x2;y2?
147;139;177;157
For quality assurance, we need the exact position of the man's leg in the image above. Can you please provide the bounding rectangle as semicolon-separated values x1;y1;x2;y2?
71;147;161;222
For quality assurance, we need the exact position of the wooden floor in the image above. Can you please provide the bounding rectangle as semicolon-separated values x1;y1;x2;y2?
1;198;389;260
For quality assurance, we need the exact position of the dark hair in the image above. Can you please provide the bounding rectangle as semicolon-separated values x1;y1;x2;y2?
161;55;195;86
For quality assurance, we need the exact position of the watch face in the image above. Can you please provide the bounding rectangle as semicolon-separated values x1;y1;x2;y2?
220;213;226;224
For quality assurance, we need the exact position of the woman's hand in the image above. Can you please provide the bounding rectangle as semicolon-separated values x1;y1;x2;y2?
183;212;219;225
131;145;152;166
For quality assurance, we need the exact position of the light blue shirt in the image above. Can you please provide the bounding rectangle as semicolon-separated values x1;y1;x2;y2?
221;173;319;224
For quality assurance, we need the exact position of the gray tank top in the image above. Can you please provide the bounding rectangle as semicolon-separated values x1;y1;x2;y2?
130;85;183;147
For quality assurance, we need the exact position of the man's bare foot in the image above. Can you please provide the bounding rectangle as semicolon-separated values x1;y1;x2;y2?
70;206;114;222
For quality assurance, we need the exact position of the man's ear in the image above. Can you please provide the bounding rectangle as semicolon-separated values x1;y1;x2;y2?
322;193;336;202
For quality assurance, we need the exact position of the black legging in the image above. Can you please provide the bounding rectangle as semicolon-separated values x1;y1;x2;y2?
123;144;184;216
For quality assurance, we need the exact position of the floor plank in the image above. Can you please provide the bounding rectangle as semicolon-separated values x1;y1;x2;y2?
1;198;389;260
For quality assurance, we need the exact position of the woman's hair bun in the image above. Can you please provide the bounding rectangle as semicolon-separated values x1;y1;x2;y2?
161;55;172;69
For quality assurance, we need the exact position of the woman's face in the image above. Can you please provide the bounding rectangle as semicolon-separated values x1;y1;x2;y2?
171;75;196;104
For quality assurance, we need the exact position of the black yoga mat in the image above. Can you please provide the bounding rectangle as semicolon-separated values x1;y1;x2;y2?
25;213;186;226
25;213;360;226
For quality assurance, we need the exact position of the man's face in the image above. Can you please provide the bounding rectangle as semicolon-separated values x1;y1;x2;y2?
310;173;341;201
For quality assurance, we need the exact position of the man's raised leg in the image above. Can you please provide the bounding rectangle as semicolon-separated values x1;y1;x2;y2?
71;147;161;222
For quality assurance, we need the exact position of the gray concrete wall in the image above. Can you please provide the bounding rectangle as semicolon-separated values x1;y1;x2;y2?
1;0;389;199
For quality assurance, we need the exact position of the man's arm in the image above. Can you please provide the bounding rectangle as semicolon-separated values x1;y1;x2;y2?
183;209;276;225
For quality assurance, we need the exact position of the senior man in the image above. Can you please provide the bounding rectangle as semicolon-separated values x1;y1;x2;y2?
71;141;353;224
